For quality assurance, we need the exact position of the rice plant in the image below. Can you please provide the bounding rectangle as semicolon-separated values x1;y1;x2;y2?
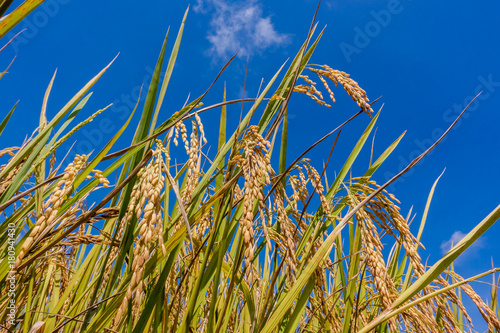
1;5;499;333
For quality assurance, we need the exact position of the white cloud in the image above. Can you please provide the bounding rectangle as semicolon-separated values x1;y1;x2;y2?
440;230;485;266
440;231;467;255
194;0;290;60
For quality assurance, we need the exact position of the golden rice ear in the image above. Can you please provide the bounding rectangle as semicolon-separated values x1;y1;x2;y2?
2;4;498;332
181;120;201;206
0;147;20;158
293;74;332;108
273;183;298;281
113;142;168;328
461;283;500;331
306;65;374;115
27;321;46;333
233;125;272;285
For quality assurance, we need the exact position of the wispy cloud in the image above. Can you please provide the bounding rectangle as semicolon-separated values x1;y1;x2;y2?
194;0;290;60
440;230;485;266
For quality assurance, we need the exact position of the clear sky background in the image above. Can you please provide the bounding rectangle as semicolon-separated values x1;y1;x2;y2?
1;0;499;329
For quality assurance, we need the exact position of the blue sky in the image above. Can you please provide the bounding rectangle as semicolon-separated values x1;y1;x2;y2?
1;0;500;327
